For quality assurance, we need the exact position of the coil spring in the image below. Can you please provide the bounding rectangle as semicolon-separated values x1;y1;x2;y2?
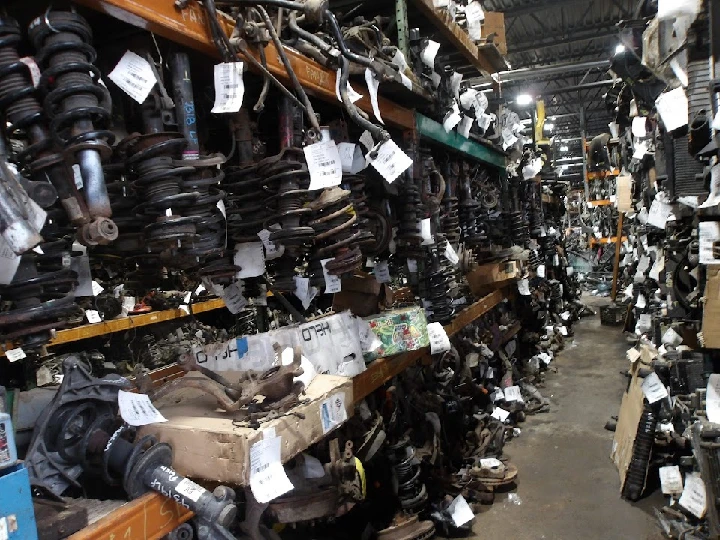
0;16;66;185
28;11;113;157
310;187;363;277
224;164;267;243
508;211;529;247
0;238;81;349
527;250;540;270
397;179;424;259
125;133;199;258
622;402;659;501
341;173;375;248
424;237;454;324
262;149;313;292
388;438;428;514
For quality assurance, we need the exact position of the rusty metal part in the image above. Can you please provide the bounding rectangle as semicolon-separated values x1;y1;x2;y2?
377;515;436;540
269;488;340;523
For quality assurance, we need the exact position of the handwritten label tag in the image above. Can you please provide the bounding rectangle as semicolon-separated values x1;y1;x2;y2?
421;40;440;68
503;385;523;402
118;390;167;426
337;142;365;174
6;348;26;362
211;62;244;113
91;280;104;296
427;322;451;354
85;310;102;324
364;68;383;124
320;258;342;294
679;474;706;518
366;140;412;183
175;478;206;503
659;465;683;495
222;283;248;314
108;51;157;104
304;140;342;190
641;372;669;404
448;494;475;527
234;242;265;278
257;229;283;260
491;407;510;422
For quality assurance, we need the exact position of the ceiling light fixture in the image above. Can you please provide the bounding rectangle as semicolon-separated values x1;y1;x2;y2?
516;94;533;106
615;44;626;55
559;145;569;152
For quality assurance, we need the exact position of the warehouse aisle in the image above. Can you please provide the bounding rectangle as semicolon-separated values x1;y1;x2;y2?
469;300;662;540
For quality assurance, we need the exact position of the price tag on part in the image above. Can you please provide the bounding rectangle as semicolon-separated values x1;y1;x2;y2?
249;435;294;503
427;322;451;354
448;495;475;527
679;474;706;518
641;372;669;404
337;142;365;174
304;140;342;190
320;258;342;294
72;164;83;189
366;139;413;184
91;280;104;296
491;406;510;422
517;278;531;296
108;51;157;104
444;242;459;265
334;68;363;104
364;68;384;124
503;385;523;402
359;130;374;152
117;390;167;426
222;283;248;314
659;465;684;495
85;310;102;324
374;260;391;283
234;242;266;278
257;229;284;260
421;40;440;68
175;478;206;503
211;62;245;114
464;1;485;22
6;348;26;363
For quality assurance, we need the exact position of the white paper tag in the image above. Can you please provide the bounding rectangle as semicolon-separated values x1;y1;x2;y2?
302;453;326;479
366;140;412;183
698;221;720;264
320;258;342;294
448;494;475;527
679;474;706;518
36;366;53;387
427;322;451;354
222;283;248;314
400;72;413;90
85;309;102;324
374;260;391;283
320;392;348;433
662;327;683;346
305;140;343;190
359;130;374;152
706;374;720;423
211;62;244;114
491;407;510;422
503;385;523;402
6;348;26;362
234;242;265;278
250;435;294;503
517;278;530;296
337;142;364;174
626;348;641;363
458;115;473;138
641;372;669;404
117;390;167;426
560;325;568;336
421;40;441;68
0;517;6;540
444;243;459;265
71;164;83;189
632;116;648;138
335;68;363;104
364;68;383;124
655;87;688;132
91;280;104;296
108;51;157;104
659;465;684;495
257;229;284;260
420;218;433;245
537;264;545;278
443;103;462;132
175;478;206;503
0;241;21;286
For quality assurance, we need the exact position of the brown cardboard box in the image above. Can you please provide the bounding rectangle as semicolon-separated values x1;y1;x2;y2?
702;266;720;348
139;374;353;485
466;260;519;296
482;12;507;55
611;361;645;493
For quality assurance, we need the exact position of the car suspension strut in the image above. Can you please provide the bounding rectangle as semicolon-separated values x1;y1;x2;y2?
28;9;118;246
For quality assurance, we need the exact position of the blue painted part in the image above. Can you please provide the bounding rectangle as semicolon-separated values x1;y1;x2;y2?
0;464;38;540
236;337;249;358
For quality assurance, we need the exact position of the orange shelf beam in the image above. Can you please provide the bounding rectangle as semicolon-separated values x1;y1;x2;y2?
75;0;416;130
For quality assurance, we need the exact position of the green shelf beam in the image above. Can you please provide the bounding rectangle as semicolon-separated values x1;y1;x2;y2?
415;113;507;169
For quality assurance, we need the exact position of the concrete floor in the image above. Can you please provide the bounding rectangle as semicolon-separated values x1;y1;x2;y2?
466;298;665;540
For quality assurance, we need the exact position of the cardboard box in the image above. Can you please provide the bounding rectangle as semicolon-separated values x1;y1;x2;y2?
466;260;519;296
611;361;646;493
362;307;429;362
702;266;720;348
139;374;353;486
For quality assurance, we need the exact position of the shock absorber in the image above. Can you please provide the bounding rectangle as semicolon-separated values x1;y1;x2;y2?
622;402;659;501
0;237;81;349
396;177;423;260
387;438;428;514
28;10;117;245
423;238;454;324
441;162;460;248
341;173;375;247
